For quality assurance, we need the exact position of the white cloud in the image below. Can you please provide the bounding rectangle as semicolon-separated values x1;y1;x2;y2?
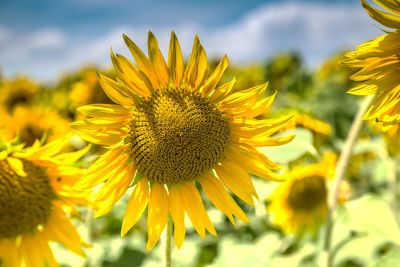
0;1;383;81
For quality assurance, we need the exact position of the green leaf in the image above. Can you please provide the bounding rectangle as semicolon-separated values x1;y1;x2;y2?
344;194;400;245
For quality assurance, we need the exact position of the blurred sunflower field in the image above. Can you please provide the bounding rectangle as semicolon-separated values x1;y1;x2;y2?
1;0;400;267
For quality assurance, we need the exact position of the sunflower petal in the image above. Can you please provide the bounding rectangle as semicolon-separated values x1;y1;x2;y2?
180;182;216;238
146;183;169;251
121;177;149;236
200;173;250;224
0;239;20;267
148;31;170;87
168;31;185;88
362;0;400;29
111;50;153;96
123;34;161;88
97;73;137;106
169;185;186;248
202;55;228;96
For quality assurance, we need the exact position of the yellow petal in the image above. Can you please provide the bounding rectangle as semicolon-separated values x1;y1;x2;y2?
77;129;125;146
121;177;149;236
74;146;128;189
181;182;217;238
168;31;185;88
44;208;86;257
202;55;229;96
362;0;400;29
77;104;132;118
97;73;137;106
35;136;70;158
219;82;268;110
229;142;281;170
148;31;170;88
226;144;285;181
146;183;169;251
0;239;20;267
111;50;153;97
215;160;258;205
234;91;277;118
6;157;27;177
123;34;161;88
200;173;250;224
374;0;400;15
94;159;135;217
209;78;236;104
168;185;186;248
21;230;57;267
184;35;208;90
53;144;91;165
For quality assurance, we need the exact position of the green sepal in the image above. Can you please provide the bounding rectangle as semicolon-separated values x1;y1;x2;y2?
130;171;144;187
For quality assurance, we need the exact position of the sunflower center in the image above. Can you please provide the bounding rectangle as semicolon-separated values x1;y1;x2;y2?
286;176;327;211
127;88;230;184
0;159;53;238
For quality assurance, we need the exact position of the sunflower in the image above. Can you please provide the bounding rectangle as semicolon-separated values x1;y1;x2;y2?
342;0;400;129
72;31;295;251
280;111;331;135
0;77;39;113
267;153;336;234
0;106;71;146
0;137;90;267
70;67;114;120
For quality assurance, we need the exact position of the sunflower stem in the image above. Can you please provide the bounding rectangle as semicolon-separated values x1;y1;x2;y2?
321;95;374;267
387;156;398;225
162;216;172;267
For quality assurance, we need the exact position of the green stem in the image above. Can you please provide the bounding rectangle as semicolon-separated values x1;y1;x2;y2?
162;216;172;267
321;95;374;267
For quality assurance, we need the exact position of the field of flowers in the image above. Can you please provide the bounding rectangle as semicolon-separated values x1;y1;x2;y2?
1;1;400;267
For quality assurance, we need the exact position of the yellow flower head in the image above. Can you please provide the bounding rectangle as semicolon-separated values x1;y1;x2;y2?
0;137;91;267
0;106;70;146
267;153;336;234
343;0;400;129
70;68;113;108
72;31;294;251
0;77;39;113
280;111;331;135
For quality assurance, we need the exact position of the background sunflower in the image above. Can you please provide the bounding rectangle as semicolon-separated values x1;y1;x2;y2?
0;137;91;267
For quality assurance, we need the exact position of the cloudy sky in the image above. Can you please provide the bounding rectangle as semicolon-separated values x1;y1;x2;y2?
0;0;383;81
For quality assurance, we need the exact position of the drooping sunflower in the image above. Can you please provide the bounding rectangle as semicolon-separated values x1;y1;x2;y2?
342;0;400;129
72;31;295;250
280;111;331;135
267;153;337;234
0;137;90;267
0;106;70;146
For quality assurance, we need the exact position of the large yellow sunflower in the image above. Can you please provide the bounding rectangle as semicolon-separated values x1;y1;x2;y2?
0;137;90;267
72;31;295;251
267;153;336;234
343;0;400;129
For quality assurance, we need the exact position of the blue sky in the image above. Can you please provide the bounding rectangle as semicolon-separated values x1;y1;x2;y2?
0;0;383;81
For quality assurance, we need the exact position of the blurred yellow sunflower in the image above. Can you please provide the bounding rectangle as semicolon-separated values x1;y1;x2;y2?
281;112;331;135
0;137;90;267
267;153;336;234
0;106;70;146
70;68;114;119
0;77;39;113
72;31;295;250
343;0;400;129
